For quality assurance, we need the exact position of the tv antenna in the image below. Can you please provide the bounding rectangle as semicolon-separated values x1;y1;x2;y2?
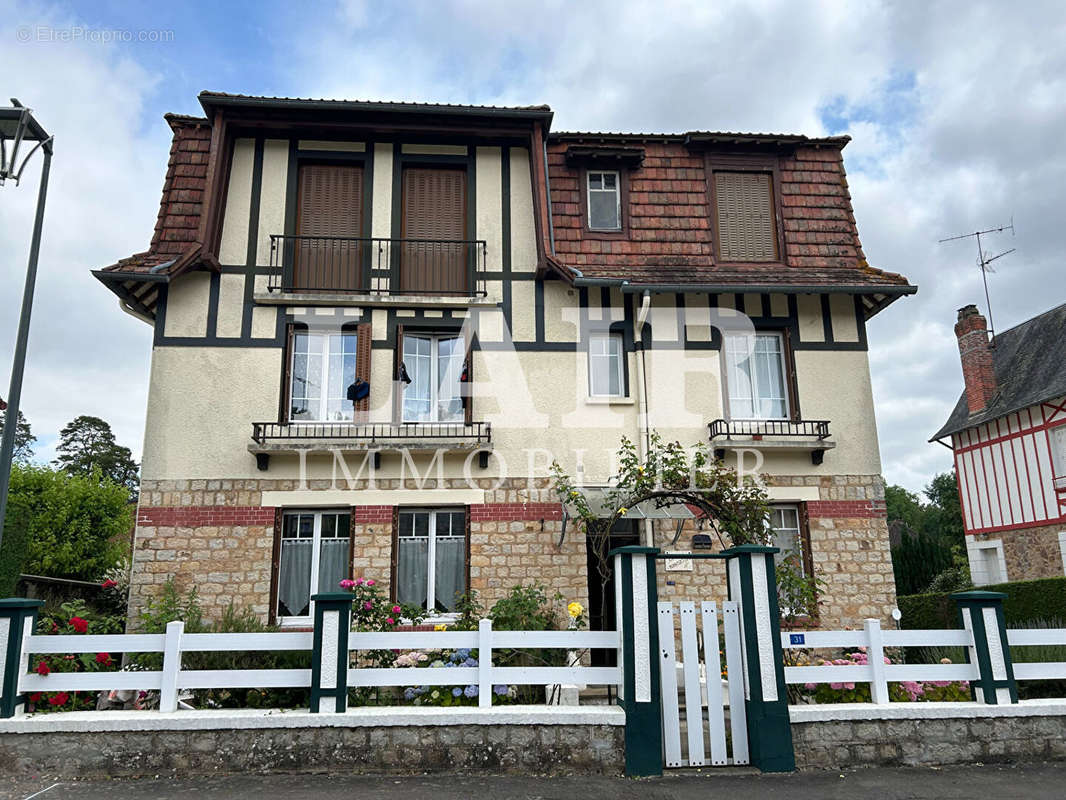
939;218;1015;342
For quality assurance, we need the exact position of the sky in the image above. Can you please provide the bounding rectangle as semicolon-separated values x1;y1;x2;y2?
1;0;1064;495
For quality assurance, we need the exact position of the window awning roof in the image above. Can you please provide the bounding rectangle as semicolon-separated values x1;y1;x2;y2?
563;487;696;520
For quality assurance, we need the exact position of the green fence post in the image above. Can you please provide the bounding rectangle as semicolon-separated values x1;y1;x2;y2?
0;598;43;718
952;590;1018;704
309;592;353;713
722;544;795;773
609;545;662;778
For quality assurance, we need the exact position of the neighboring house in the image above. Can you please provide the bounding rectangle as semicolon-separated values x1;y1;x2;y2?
932;303;1066;585
93;91;913;631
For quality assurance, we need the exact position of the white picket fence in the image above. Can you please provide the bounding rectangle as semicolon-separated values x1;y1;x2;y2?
781;619;1066;701
18;620;620;712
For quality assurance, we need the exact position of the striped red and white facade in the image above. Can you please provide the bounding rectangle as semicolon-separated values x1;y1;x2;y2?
951;397;1066;535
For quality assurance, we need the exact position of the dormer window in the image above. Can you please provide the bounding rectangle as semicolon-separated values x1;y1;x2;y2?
587;170;621;231
712;170;778;262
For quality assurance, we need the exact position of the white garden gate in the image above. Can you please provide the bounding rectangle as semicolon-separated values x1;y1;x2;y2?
657;600;749;768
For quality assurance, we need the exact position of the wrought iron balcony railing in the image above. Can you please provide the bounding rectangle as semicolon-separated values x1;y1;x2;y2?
267;235;487;297
707;419;831;440
251;421;492;446
708;418;833;465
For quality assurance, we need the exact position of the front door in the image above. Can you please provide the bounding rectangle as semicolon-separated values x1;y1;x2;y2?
586;520;640;667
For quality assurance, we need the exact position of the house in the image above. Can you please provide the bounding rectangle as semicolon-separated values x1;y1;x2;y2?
931;303;1066;585
93;91;914;631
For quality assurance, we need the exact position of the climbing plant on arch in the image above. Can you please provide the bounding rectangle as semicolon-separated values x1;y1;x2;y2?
550;431;773;613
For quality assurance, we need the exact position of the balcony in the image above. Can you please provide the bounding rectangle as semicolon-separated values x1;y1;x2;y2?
248;421;493;471
259;235;489;305
708;418;835;465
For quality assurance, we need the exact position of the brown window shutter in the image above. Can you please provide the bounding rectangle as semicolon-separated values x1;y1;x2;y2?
401;167;467;293
390;506;400;603
356;323;372;417
280;324;295;423
392;324;405;424
714;172;777;262
782;327;801;422
798;503;818;619
295;163;364;291
269;507;284;625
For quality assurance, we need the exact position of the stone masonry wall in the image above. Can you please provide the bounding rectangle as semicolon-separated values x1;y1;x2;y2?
974;524;1066;582
654;474;895;629
793;713;1066;769
0;723;623;777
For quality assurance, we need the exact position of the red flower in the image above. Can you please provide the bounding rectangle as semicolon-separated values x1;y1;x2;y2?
35;660;50;676
48;692;69;706
28;693;42;703
101;579;117;589
95;653;112;665
69;617;88;633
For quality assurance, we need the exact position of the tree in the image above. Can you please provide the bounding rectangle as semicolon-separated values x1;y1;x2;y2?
54;415;139;497
6;463;132;581
0;408;36;463
887;471;968;595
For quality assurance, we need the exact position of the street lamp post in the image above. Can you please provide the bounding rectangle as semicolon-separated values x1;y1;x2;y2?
0;100;53;554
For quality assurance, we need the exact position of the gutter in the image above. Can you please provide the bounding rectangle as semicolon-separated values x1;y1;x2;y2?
571;277;918;296
634;290;653;547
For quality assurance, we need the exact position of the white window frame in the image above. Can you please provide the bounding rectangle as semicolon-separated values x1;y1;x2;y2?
1050;424;1066;481
1058;531;1066;577
402;333;465;424
769;504;804;574
277;509;351;626
586;170;622;231
289;330;359;423
588;331;625;398
966;538;1008;586
396;508;467;615
724;331;790;421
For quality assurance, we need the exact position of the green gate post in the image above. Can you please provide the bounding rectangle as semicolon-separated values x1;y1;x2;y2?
953;590;1018;704
309;592;353;713
609;545;663;778
722;545;795;773
0;598;43;718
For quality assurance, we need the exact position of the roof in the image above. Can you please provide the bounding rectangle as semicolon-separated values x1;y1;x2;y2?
931;302;1066;440
198;91;553;122
93;115;214;317
546;138;913;315
552;130;851;149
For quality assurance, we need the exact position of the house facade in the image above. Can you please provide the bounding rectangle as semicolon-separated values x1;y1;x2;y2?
932;303;1066;585
94;92;914;631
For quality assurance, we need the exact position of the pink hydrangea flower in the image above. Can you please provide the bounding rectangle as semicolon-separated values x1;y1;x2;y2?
366;579;376;586
386;617;395;625
339;579;355;589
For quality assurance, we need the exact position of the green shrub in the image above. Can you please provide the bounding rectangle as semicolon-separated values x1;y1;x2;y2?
0;505;30;596
899;576;1066;630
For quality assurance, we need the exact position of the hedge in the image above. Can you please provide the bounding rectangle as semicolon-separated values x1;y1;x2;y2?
0;505;30;597
899;576;1066;630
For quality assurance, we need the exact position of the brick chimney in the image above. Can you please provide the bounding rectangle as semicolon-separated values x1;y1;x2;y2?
955;304;997;415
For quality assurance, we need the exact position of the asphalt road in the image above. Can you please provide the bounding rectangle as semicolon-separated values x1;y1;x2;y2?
7;763;1066;800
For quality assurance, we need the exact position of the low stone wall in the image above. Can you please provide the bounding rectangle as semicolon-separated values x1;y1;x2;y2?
0;707;624;778
791;701;1066;769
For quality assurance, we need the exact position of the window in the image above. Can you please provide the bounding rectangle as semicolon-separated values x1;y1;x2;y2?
713;171;777;262
401;167;468;293
967;539;1007;586
769;505;803;573
587;171;621;231
724;332;789;420
276;510;351;622
295;163;364;292
588;332;624;398
401;333;465;423
290;330;360;422
396;509;467;613
1050;425;1066;478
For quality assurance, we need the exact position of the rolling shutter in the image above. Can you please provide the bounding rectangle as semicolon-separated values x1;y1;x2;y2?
714;171;777;262
295;164;364;291
401;167;467;293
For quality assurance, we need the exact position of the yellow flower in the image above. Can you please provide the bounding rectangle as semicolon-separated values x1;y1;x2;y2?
567;602;584;619
618;507;628;516
434;624;447;631
570;490;579;498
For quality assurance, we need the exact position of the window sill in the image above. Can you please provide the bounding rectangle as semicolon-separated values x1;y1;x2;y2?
585;396;634;406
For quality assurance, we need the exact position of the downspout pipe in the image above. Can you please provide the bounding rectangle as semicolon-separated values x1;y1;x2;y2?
634;290;654;547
